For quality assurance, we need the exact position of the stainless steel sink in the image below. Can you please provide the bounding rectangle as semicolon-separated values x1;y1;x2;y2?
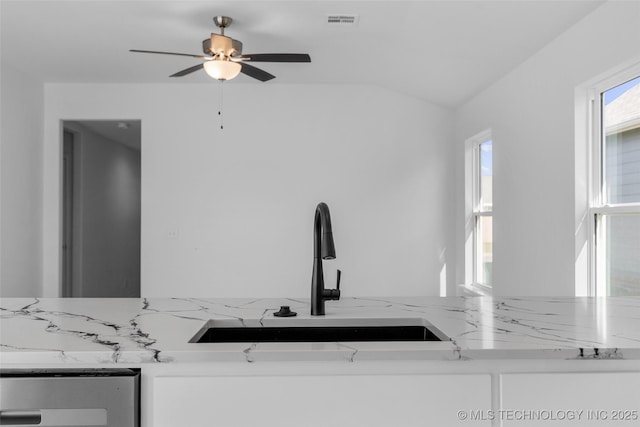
189;318;448;343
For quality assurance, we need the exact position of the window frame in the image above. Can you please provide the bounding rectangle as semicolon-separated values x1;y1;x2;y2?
465;129;493;295
588;67;640;296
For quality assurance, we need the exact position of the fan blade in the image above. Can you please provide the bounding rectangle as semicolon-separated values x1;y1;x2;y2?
240;63;276;82
170;63;204;77
238;53;311;63
130;49;207;59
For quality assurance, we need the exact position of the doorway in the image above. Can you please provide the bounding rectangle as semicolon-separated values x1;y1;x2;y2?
61;120;141;297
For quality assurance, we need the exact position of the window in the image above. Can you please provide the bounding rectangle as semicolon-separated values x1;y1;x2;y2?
591;74;640;296
465;131;493;293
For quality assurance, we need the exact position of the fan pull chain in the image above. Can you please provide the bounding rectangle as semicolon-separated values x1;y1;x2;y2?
218;80;224;130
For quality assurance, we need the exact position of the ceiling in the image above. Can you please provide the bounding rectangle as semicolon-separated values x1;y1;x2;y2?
1;0;604;107
66;120;142;151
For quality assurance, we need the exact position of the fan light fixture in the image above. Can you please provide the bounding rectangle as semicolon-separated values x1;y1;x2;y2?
130;15;311;83
203;59;241;80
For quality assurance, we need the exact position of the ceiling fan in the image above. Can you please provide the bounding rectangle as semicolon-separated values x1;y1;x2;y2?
130;16;311;82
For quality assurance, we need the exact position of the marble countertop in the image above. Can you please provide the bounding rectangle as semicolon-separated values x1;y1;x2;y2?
2;296;640;365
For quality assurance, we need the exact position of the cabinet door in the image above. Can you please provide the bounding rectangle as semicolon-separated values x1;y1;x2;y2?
154;374;491;427
501;372;640;427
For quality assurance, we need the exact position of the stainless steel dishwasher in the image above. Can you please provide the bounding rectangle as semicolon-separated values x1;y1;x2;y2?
0;368;139;427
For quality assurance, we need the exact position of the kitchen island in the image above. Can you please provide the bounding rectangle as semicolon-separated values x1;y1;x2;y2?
2;297;640;426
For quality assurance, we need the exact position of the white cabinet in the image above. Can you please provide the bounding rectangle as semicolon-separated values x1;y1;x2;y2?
501;372;640;427
154;373;491;427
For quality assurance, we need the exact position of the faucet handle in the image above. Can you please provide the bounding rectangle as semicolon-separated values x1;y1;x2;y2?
331;269;342;300
322;269;342;301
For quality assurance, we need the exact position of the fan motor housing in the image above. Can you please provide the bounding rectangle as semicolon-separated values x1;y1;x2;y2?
203;34;243;57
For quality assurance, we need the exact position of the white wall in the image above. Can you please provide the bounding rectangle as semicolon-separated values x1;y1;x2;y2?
43;83;455;298
455;1;640;296
64;122;141;297
0;62;43;297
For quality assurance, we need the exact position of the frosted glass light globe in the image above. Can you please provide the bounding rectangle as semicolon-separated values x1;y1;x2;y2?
203;60;241;80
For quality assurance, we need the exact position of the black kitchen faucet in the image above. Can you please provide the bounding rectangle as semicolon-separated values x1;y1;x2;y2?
310;202;341;315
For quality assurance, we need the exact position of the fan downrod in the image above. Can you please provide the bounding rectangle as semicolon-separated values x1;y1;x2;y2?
213;16;232;34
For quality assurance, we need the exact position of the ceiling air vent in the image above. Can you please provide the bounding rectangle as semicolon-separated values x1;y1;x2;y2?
326;15;359;26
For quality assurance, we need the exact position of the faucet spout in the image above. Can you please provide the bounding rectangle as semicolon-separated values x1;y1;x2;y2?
311;202;340;315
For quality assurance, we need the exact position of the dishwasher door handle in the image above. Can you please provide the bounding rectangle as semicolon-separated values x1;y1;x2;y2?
0;409;106;426
0;410;42;425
